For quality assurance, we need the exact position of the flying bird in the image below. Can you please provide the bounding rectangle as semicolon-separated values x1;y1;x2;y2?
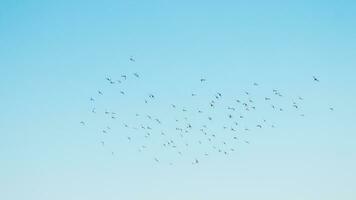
313;76;320;82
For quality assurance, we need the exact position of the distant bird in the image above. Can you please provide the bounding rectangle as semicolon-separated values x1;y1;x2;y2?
120;91;125;95
98;90;103;95
121;75;127;80
313;76;320;82
253;82;259;86
90;97;95;101
133;73;139;78
200;78;206;82
130;57;135;62
80;121;85;125
329;107;334;111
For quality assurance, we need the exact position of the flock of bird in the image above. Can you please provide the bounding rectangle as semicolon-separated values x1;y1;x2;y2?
80;58;334;165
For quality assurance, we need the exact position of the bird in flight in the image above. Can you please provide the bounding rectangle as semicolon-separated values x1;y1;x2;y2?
200;78;206;82
98;91;103;95
130;57;135;62
313;76;320;82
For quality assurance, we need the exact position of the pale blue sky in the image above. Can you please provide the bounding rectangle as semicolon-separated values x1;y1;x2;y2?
1;1;356;200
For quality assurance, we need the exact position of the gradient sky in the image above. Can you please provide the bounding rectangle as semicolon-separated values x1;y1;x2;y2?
1;1;356;200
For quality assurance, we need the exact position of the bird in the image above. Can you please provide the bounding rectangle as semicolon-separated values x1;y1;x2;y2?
129;57;135;62
80;121;85;125
313;76;320;82
200;78;206;82
98;90;103;95
133;73;139;78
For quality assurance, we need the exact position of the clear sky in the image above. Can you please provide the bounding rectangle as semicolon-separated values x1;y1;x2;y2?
1;1;356;200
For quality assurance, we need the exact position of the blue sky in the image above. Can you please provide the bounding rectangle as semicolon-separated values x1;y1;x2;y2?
1;1;356;200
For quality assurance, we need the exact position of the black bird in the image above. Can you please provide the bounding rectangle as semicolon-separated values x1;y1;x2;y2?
80;121;85;125
133;73;139;78
121;75;127;80
329;107;334;111
98;91;103;95
313;76;320;82
90;97;95;101
130;57;135;62
200;78;206;82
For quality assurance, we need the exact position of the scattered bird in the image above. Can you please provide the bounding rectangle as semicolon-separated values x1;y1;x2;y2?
81;72;335;165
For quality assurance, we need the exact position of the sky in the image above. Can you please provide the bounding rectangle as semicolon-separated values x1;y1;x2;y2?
1;0;356;200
